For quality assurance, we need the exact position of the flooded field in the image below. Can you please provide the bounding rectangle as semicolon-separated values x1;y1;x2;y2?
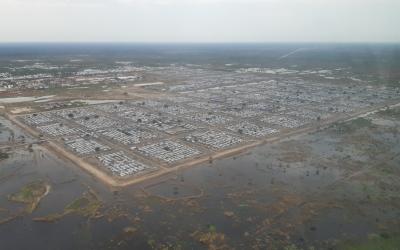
1;106;400;250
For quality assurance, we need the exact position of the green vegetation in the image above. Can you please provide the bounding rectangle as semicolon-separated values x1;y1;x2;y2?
64;191;101;217
70;101;86;107
191;225;228;249
0;176;40;225
378;107;400;119
0;151;9;160
332;117;373;134
351;117;373;127
66;197;89;210
340;234;400;250
33;188;102;222
8;181;50;213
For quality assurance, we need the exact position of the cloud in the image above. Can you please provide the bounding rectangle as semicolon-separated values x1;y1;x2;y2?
2;0;398;7
0;0;399;42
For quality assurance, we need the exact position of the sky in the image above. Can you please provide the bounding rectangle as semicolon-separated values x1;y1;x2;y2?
0;0;399;43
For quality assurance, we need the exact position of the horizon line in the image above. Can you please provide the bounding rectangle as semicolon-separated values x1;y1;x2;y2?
0;41;400;45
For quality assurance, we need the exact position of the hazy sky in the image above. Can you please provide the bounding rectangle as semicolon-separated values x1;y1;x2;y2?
0;0;399;43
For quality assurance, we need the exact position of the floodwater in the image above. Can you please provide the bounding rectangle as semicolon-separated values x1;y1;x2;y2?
0;116;35;144
0;111;400;250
